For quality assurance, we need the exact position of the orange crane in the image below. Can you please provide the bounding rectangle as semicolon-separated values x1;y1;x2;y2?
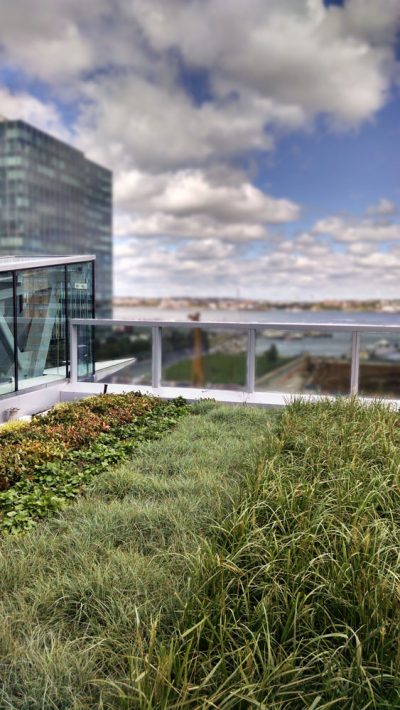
188;312;205;387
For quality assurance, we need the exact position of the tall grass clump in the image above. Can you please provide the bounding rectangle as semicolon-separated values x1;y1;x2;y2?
115;398;400;709
0;403;273;709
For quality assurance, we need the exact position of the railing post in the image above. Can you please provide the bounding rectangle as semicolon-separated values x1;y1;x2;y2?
246;328;256;393
350;331;360;396
152;326;162;388
69;322;78;383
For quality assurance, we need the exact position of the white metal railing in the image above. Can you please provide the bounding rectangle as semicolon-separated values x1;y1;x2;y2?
69;318;400;400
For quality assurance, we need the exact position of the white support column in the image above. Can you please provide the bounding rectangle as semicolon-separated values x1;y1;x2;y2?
69;322;78;383
246;328;256;394
350;331;360;396
152;326;162;388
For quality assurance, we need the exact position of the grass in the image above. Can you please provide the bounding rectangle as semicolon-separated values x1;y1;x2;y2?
0;401;272;709
1;397;400;708
115;398;400;709
164;351;289;386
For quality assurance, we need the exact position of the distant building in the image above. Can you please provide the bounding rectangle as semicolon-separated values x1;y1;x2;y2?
0;118;112;314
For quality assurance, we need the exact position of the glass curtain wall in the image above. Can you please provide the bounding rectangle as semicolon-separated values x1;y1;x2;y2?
66;261;95;379
0;271;15;395
0;259;94;396
16;266;66;390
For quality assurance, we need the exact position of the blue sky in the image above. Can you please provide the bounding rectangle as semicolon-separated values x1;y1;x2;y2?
0;0;399;300
264;100;400;221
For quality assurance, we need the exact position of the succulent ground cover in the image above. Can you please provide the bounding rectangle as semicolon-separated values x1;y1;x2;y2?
0;392;189;534
1;398;400;708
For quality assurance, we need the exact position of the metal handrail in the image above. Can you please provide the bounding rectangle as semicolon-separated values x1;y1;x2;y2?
70;317;400;333
69;317;400;398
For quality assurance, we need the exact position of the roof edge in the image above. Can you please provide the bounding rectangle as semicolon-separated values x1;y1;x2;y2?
0;254;96;273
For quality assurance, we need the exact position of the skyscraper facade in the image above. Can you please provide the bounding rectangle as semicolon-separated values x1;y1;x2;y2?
0;118;112;314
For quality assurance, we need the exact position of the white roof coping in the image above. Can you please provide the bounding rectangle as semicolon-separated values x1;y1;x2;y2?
0;255;95;273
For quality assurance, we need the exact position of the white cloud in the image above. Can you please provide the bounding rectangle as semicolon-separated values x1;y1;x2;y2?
111;203;400;300
75;76;301;171
0;1;104;81
347;241;376;255
356;250;400;269
148;171;299;223
0;87;71;143
0;0;398;172
0;0;399;300
114;167;299;230
313;215;400;243
67;0;400;172
114;212;267;242
366;198;397;217
132;0;399;126
335;0;400;44
113;217;400;300
113;166;300;246
179;239;236;261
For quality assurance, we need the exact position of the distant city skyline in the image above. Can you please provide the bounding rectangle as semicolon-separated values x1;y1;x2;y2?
0;0;399;300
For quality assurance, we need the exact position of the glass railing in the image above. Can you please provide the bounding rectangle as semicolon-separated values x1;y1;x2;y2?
69;318;400;403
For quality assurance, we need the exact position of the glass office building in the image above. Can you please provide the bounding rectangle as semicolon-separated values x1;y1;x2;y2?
0;118;112;314
0;255;95;396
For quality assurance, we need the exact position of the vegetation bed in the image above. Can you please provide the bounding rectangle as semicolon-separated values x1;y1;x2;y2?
0;393;188;534
1;398;400;708
0;401;270;708
128;398;400;708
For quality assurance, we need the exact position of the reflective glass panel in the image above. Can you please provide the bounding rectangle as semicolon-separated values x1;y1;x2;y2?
255;328;352;395
161;327;247;390
16;266;66;390
67;262;95;380
0;271;16;395
359;331;400;399
94;325;152;386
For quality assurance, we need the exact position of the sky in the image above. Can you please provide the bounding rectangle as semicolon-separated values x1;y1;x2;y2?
0;0;400;301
